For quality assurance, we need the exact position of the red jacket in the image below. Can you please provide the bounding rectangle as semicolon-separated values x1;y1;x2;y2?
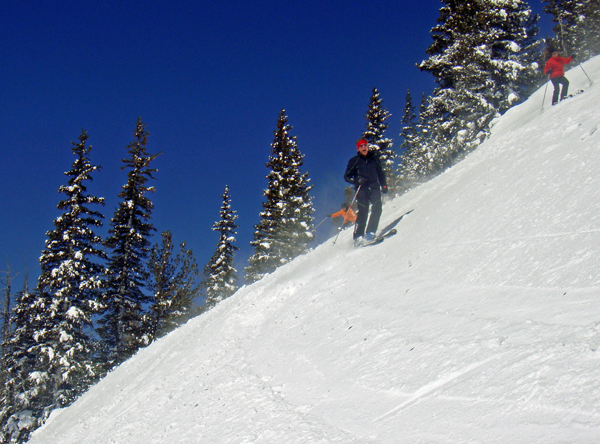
544;55;573;79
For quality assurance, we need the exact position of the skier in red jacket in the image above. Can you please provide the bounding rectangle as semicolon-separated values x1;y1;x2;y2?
544;51;574;105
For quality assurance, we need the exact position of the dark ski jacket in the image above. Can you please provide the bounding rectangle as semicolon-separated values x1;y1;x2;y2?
344;151;387;190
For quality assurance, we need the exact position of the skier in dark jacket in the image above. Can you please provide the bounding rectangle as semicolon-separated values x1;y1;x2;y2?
544;51;574;105
344;138;388;246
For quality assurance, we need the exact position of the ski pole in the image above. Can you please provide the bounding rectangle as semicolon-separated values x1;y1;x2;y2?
332;185;361;245
541;76;550;111
314;216;328;229
579;63;593;86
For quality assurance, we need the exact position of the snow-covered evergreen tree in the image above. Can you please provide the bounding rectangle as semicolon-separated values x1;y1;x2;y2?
581;1;600;59
203;185;239;309
2;131;106;440
0;284;43;443
399;89;418;153
397;91;446;190
0;269;12;389
147;231;199;340
543;0;600;61
363;88;397;195
34;132;105;402
423;0;539;111
397;89;419;193
245;110;315;283
419;0;540;169
99;118;160;370
407;92;449;176
0;269;13;435
543;0;579;54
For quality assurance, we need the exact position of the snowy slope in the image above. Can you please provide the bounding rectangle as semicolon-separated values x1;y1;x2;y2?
30;57;600;443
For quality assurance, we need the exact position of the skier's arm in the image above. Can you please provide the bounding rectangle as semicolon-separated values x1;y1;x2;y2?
556;56;573;65
344;157;358;185
375;156;387;188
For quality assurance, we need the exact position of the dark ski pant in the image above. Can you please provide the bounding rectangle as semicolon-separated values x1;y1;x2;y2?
551;76;569;105
353;186;382;239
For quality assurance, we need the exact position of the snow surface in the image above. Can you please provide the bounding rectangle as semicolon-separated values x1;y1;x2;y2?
29;58;600;443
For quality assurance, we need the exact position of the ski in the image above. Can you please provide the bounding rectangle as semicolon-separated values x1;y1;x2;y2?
560;89;584;103
359;228;397;247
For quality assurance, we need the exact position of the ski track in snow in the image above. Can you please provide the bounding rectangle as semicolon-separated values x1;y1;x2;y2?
29;57;600;444
374;353;506;422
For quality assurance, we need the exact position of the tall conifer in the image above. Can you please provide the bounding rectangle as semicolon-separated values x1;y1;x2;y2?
99;118;160;370
147;231;199;340
0;269;12;389
543;0;599;60
0;283;42;443
419;0;539;168
245;111;314;283
397;89;418;193
203;185;239;309
2;131;106;441
363;88;396;195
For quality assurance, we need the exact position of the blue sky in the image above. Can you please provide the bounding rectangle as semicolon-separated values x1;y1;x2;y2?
0;1;553;288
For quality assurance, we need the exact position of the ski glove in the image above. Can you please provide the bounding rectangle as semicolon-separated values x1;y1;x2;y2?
357;177;367;185
571;54;576;60
381;185;388;194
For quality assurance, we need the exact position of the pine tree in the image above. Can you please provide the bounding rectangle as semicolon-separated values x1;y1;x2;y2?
3;130;107;440
397;89;419;193
245;110;315;283
0;269;13;441
203;185;239;309
0;268;12;389
543;0;600;61
409;93;437;178
363;88;397;195
399;89;417;153
397;91;440;190
402;92;448;177
99;118;160;370
147;231;199;340
245;198;279;284
0;269;13;437
581;0;600;59
419;0;540;169
2;132;106;439
0;282;43;443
